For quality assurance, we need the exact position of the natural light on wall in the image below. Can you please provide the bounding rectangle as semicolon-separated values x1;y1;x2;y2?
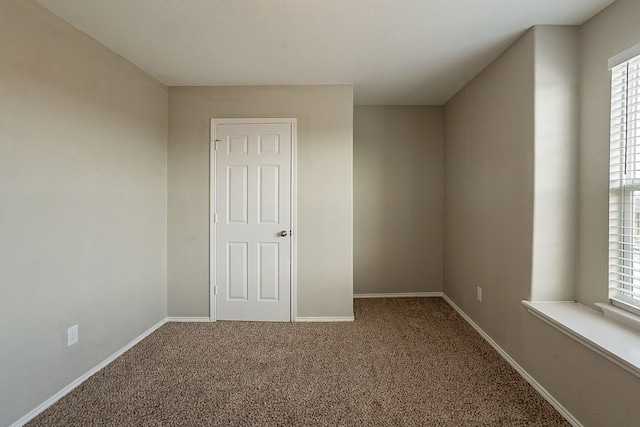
609;50;640;317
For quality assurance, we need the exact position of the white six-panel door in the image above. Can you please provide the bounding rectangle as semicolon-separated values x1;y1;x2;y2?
212;120;293;321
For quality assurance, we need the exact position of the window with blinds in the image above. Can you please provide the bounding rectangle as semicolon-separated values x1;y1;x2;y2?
609;53;640;316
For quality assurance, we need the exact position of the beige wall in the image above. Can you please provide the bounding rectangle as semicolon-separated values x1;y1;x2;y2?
578;0;640;307
444;28;535;330
168;86;354;319
531;26;580;301
444;23;640;427
0;1;168;425
353;106;443;294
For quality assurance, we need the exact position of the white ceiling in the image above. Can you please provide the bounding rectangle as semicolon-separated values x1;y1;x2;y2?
34;0;615;105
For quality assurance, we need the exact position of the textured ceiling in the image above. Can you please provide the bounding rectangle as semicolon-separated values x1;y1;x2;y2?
34;0;615;105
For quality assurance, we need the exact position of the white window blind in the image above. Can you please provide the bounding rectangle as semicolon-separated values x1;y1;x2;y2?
609;53;640;316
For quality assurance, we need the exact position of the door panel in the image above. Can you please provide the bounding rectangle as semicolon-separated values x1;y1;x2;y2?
259;165;280;224
214;122;292;321
227;242;248;301
258;242;279;301
227;165;248;224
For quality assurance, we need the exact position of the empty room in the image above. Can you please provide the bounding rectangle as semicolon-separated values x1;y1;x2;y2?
2;0;640;426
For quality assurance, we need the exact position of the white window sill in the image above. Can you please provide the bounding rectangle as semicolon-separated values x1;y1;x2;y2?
522;300;640;378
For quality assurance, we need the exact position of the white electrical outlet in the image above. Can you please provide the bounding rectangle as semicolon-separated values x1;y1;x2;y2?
67;324;78;347
477;287;483;302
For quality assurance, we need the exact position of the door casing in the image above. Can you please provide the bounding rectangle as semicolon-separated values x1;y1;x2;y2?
209;118;297;322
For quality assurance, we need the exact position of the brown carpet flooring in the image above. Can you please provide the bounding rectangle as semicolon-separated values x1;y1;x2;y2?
28;298;570;426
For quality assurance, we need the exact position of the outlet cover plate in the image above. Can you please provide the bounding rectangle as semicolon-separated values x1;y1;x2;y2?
67;324;78;346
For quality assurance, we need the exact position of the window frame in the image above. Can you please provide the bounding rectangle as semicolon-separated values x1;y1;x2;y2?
609;53;640;317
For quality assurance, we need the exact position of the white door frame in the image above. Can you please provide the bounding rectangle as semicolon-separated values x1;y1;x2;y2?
210;118;297;322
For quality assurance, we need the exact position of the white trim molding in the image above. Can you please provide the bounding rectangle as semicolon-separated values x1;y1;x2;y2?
10;318;167;427
354;292;443;298
443;295;583;427
295;316;355;322
596;302;640;333
166;317;211;323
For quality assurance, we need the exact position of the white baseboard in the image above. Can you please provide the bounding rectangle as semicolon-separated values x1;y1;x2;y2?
166;317;211;322
441;294;582;427
354;292;443;298
296;316;355;322
9;318;167;427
